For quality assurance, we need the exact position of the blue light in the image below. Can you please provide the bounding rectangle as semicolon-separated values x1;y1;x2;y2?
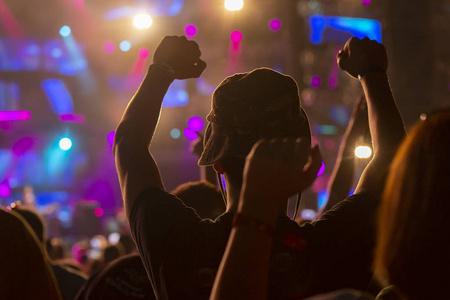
167;0;184;16
41;79;74;114
313;125;338;135
119;40;131;52
162;80;189;107
59;25;72;37
170;128;181;139
318;189;329;210
308;15;382;45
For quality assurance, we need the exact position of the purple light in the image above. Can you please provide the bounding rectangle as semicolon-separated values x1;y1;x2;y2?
58;113;85;123
12;137;34;155
185;24;197;36
107;131;115;146
0;183;11;198
184;128;198;140
317;161;325;177
269;19;282;31
0;110;31;121
104;41;115;53
94;207;104;217
230;30;243;43
187;116;204;132
310;75;321;88
362;0;371;5
138;47;149;59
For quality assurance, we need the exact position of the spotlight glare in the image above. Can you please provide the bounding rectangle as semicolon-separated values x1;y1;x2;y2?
59;137;73;151
225;0;244;11
59;25;71;37
119;40;131;52
187;116;204;132
185;24;198;37
170;128;181;139
269;19;282;31
133;13;153;29
355;146;372;158
230;30;243;43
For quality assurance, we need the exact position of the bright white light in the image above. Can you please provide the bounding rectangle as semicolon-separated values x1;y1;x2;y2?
225;0;244;11
355;146;372;158
133;13;153;29
108;232;120;245
59;137;72;151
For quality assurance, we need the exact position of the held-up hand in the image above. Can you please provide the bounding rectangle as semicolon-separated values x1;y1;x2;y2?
241;138;322;205
153;36;206;79
337;37;388;79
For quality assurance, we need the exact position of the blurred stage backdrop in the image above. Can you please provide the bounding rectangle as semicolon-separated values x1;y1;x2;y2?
0;0;448;236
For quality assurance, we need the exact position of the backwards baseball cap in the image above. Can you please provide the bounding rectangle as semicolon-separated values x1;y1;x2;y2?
198;67;311;166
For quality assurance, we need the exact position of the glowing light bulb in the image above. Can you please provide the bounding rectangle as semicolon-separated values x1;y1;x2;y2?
225;0;244;11
133;13;153;29
355;146;372;158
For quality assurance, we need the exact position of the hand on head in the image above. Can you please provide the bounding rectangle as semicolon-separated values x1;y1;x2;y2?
153;36;207;79
337;37;388;79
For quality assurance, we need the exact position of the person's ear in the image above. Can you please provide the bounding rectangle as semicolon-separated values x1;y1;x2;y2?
213;162;224;174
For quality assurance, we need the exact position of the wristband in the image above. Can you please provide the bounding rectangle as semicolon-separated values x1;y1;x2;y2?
232;213;275;237
357;67;386;80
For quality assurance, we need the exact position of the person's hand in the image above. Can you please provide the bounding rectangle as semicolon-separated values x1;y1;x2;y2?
241;138;322;205
153;36;206;79
337;37;387;79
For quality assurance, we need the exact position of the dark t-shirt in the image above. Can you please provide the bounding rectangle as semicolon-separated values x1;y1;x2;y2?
130;187;379;300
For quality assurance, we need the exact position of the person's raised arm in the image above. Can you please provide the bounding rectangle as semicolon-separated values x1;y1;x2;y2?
113;36;206;219
210;139;322;300
317;95;369;216
337;37;405;194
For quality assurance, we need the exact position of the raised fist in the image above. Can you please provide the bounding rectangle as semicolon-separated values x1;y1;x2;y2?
337;37;388;79
153;36;206;79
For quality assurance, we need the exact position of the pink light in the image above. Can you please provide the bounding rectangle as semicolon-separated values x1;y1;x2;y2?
107;131;115;146
0;183;11;198
269;19;282;31
317;161;325;177
187;116;204;132
58;113;85;123
310;75;321;88
94;207;104;217
103;41;115;53
230;30;243;43
0;110;31;121
185;24;197;37
184;128;198;140
12;137;34;155
74;0;84;8
362;0;371;5
138;48;149;59
324;139;335;150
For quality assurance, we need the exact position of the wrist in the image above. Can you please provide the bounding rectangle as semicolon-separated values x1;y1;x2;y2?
147;64;176;82
357;67;386;81
232;212;275;237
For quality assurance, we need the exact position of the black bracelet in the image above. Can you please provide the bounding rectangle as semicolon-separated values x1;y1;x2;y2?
357;67;386;80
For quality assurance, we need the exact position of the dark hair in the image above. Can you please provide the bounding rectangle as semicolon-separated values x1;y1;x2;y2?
172;181;226;219
12;205;45;244
375;110;450;299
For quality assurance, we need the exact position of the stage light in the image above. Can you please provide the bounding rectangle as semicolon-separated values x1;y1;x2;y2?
59;137;73;151
119;40;131;52
362;0;371;5
310;75;321;88
108;232;120;245
317;161;325;177
187;116;204;132
269;19;282;31
94;207;104;217
133;13;152;29
103;41;115;53
230;30;243;43
355;146;372;158
0;110;31;121
185;24;197;37
225;0;244;11
107;131;115;146
184;128;198;140
138;47;149;58
59;25;71;37
170;128;181;139
0;183;11;198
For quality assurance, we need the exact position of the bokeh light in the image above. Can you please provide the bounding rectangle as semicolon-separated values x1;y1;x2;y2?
362;0;371;6
59;137;73;151
12;137;34;155
138;47;149;58
269;19;282;31
0;183;11;198
108;232;120;245
187;116;204;132
184;128;198;140
185;24;197;37
107;131;115;146
94;207;104;217
355;146;372;158
59;25;71;37
311;75;321;88
119;40;131;52
225;0;244;11
103;41;115;53
133;13;153;29
317;161;325;177
170;128;181;139
230;30;243;43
